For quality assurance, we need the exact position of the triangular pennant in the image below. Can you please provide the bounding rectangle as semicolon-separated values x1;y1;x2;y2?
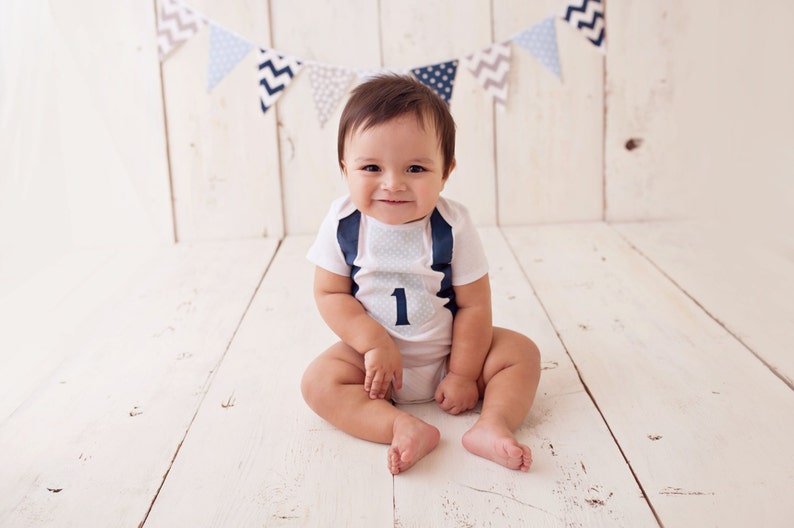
207;23;254;92
562;0;606;52
461;42;512;107
257;48;302;114
410;60;459;104
513;17;562;79
309;64;355;127
157;0;206;61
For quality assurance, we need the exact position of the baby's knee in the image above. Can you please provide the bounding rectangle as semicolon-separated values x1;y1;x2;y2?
300;358;326;407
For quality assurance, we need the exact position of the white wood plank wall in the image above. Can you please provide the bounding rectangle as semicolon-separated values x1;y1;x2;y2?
1;0;792;242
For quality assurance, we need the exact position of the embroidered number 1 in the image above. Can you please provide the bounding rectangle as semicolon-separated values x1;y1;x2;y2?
391;288;410;326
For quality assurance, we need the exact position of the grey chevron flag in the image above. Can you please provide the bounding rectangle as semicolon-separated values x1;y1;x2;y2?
157;0;206;61
461;42;512;107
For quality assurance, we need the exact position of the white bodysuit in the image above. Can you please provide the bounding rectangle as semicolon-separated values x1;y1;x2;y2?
307;195;488;403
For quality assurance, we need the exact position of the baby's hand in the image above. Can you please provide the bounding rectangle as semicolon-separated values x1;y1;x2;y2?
363;341;403;400
435;372;480;415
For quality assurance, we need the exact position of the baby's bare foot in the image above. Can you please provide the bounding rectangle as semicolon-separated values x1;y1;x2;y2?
387;413;440;475
462;419;532;472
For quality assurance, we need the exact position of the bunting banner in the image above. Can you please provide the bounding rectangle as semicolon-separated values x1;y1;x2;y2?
207;23;254;92
309;64;355;127
562;0;606;52
157;0;205;61
461;42;512;107
158;0;606;124
411;60;459;105
513;17;562;79
258;48;302;114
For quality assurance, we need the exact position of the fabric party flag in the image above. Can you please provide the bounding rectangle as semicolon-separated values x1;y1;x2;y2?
309;64;355;127
562;0;606;52
411;60;459;104
461;42;512;107
207;23;254;92
157;0;206;61
513;17;562;79
257;48;302;114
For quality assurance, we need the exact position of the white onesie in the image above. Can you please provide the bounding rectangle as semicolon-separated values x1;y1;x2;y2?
307;195;488;403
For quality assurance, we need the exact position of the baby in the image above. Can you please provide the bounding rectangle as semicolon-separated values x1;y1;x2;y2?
302;74;541;475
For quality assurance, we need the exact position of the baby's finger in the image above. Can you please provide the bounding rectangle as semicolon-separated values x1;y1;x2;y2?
364;370;374;392
369;372;385;399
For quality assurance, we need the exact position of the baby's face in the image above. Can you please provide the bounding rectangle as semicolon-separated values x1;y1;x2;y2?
341;114;449;225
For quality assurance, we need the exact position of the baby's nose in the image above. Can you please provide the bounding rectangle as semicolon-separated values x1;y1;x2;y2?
381;172;406;191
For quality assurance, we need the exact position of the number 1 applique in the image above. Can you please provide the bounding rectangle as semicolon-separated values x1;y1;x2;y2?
391;288;410;326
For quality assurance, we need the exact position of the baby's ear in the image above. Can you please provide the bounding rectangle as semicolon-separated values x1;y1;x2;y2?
340;160;348;177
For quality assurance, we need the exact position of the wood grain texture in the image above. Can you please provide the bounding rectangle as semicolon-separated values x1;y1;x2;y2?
162;0;284;240
144;236;395;526
271;0;380;235
615;221;794;388
392;228;657;527
0;0;173;249
493;0;604;225
605;1;794;227
504;223;794;527
0;240;278;528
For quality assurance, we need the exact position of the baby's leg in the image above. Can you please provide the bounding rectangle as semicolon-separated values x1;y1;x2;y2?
301;342;439;474
461;328;541;472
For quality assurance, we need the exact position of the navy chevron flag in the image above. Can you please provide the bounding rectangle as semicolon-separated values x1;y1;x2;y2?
563;0;605;52
258;48;302;114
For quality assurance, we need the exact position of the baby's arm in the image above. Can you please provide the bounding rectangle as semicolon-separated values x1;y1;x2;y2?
313;266;403;399
435;274;493;414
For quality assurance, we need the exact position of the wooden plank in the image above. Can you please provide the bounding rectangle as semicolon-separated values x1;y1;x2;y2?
162;0;284;240
0;247;149;421
272;0;380;235
144;236;394;526
605;2;794;224
392;228;657;527
0;0;173;249
504;223;794;527
380;0;498;227
493;0;603;225
614;221;794;387
0;239;278;527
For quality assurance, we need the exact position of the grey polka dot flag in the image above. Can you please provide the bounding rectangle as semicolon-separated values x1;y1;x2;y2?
410;60;459;105
309;64;355;128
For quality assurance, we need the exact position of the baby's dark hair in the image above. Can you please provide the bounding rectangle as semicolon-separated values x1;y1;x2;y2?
337;74;456;176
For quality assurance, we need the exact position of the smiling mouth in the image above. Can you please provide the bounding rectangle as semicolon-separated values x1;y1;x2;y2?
379;200;409;205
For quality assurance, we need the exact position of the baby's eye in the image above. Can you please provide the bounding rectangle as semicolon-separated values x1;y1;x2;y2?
407;165;426;173
362;165;380;172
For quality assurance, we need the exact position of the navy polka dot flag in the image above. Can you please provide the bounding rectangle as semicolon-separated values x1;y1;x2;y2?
410;60;459;105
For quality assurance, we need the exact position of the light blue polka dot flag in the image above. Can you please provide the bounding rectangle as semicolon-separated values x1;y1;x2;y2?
410;60;459;104
513;16;562;80
207;22;254;92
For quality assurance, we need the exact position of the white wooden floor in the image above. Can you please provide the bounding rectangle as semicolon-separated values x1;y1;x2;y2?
1;222;793;527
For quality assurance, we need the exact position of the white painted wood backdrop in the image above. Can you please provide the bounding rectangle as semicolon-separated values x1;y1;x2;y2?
1;0;792;245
